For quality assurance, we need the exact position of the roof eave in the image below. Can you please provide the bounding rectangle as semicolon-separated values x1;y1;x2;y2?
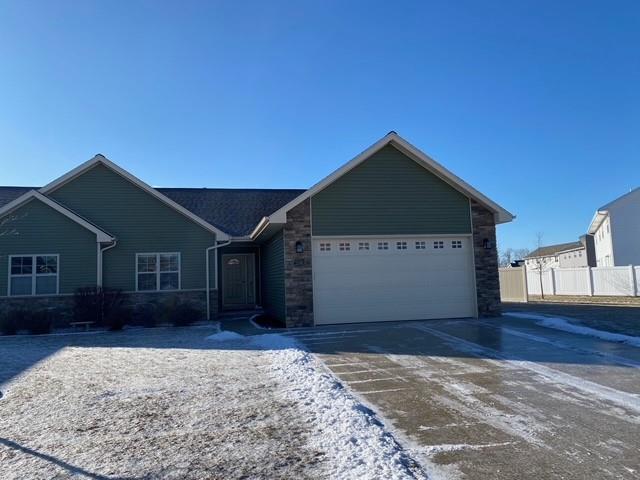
39;155;231;241
588;210;608;234
0;190;115;242
264;132;515;225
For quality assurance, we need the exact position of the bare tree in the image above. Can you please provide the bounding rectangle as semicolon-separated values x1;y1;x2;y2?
532;232;546;299
499;248;514;267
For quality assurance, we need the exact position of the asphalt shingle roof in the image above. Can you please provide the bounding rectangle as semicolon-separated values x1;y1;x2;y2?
0;186;34;208
0;186;304;237
157;188;305;236
525;241;584;259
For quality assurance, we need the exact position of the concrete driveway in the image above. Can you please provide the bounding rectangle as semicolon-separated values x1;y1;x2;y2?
282;315;640;479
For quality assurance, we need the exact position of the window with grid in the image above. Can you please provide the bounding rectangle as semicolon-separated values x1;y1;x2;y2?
433;241;444;249
377;241;389;250
415;241;426;250
451;240;462;249
137;253;180;291
9;255;58;296
396;241;407;250
358;242;370;251
319;243;331;252
338;242;351;252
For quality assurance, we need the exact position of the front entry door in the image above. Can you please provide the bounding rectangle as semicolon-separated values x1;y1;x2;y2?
222;254;256;309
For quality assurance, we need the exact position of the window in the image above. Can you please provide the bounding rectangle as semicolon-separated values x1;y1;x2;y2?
319;243;331;252
415;241;426;250
136;253;180;291
579;251;582;257
9;255;58;296
338;242;351;252
358;242;370;251
396;241;407;250
377;241;389;250
452;240;462;249
606;223;610;234
433;241;444;249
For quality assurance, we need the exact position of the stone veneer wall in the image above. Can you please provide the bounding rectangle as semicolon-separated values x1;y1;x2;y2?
471;200;501;316
0;289;219;328
283;199;314;327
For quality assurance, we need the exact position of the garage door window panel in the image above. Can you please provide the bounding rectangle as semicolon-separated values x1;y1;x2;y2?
338;242;351;252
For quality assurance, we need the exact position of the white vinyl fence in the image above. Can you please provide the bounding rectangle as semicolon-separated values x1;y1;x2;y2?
525;265;640;297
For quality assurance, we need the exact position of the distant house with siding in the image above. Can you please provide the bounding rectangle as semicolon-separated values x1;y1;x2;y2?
524;235;595;270
588;188;640;267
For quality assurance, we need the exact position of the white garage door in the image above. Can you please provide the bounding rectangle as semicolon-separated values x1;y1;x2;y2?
312;237;476;325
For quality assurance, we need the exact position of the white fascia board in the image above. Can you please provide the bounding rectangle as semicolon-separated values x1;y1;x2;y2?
588;210;608;234
0;190;115;242
263;132;515;226
39;155;231;241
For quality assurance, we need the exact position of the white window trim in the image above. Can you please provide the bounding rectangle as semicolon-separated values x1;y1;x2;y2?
8;254;60;297
135;252;182;292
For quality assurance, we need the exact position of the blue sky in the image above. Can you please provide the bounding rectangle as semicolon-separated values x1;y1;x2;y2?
0;1;638;251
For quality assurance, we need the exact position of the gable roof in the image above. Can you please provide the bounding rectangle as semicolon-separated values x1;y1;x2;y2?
0;186;33;209
261;132;514;231
39;155;231;240
588;187;640;234
0;185;303;238
0;190;114;242
158;188;305;237
525;241;584;259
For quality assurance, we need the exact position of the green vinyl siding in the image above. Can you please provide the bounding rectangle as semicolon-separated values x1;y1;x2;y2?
50;164;216;291
260;230;285;321
311;145;472;236
0;199;97;295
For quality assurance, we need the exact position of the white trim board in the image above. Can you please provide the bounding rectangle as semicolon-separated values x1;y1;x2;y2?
39;155;231;241
260;132;514;233
0;190;114;243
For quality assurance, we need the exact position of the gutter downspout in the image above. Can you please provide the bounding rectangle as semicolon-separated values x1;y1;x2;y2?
206;240;232;321
97;240;117;287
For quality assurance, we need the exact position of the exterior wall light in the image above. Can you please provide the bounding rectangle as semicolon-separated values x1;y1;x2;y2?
483;238;492;250
295;241;304;253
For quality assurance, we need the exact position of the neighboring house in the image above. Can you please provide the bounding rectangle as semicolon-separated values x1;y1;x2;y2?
524;235;595;270
588;188;640;267
0;132;513;327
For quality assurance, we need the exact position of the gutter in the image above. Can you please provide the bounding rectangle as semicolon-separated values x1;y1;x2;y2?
97;240;118;287
249;216;270;240
206;240;232;321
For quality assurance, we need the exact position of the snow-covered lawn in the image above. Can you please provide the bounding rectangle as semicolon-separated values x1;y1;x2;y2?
505;311;640;348
0;326;426;480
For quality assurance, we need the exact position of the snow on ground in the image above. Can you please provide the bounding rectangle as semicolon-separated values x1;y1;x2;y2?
206;330;244;342
0;326;426;480
247;332;427;480
506;312;640;348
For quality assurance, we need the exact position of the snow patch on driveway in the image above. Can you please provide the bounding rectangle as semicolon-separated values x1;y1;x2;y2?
211;331;427;479
505;312;640;348
206;330;244;342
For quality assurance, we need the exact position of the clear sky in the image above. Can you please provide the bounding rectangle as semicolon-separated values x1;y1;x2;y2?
1;1;638;251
